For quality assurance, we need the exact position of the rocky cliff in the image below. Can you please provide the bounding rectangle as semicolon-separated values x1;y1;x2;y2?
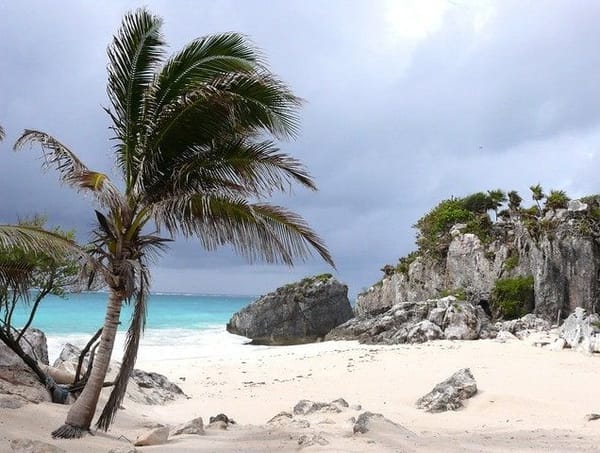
357;199;600;321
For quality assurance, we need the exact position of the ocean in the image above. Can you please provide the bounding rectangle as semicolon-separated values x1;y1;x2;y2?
10;292;257;363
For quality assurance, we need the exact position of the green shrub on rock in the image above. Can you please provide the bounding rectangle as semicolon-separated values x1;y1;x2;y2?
491;276;534;320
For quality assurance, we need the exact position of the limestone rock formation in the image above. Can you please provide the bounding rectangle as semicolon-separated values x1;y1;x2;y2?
326;297;495;344
416;368;478;412
227;274;353;345
356;205;600;321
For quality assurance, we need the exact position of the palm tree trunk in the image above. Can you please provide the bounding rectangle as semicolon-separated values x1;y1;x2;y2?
52;288;124;439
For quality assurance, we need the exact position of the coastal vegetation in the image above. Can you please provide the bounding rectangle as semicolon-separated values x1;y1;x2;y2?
0;218;80;389
11;8;333;439
490;276;535;319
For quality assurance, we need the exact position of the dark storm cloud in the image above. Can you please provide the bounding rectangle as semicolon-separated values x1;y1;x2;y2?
2;1;600;297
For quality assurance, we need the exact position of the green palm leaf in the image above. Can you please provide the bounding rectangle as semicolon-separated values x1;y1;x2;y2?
0;125;5;141
152;33;259;116
107;8;165;189
14;130;122;210
153;194;334;267
0;225;82;259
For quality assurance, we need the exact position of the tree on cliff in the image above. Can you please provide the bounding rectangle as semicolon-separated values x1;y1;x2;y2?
529;184;545;215
14;8;334;439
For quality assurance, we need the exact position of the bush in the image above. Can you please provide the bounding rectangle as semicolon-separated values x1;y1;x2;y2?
395;251;419;275
545;190;570;211
491;276;534;320
438;288;467;300
503;254;519;271
413;198;475;258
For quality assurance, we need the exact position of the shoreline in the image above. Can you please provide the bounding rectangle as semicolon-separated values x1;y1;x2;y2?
3;338;599;452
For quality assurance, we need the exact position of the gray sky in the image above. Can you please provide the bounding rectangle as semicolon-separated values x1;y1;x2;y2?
1;1;599;298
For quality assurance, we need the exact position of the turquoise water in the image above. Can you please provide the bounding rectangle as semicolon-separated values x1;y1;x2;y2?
12;292;254;334
11;292;256;362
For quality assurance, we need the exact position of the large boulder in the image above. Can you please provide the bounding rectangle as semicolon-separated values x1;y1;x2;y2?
326;297;494;345
0;328;49;367
559;307;600;353
227;274;353;345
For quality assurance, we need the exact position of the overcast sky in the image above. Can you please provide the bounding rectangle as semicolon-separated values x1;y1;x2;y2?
1;0;599;298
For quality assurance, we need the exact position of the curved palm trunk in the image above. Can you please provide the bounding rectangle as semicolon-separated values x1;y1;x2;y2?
52;288;124;439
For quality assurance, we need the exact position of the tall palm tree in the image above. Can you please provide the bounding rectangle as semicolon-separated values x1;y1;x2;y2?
15;8;333;439
530;184;545;216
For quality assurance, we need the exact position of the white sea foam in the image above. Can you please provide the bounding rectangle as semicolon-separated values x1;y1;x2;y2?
46;326;262;364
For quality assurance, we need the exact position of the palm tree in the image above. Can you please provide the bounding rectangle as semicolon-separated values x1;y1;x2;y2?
14;8;333;438
487;189;507;222
507;190;522;221
529;184;545;216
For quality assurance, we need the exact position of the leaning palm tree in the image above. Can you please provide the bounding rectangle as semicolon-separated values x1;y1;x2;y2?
530;184;545;216
15;8;333;438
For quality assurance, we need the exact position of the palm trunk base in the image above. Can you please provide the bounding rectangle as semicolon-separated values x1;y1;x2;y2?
51;423;91;439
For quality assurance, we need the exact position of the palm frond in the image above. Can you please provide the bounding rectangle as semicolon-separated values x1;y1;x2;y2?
106;7;165;188
153;194;334;267
151;33;260;116
142;139;315;203
0;225;83;260
0;124;5;141
14;130;123;209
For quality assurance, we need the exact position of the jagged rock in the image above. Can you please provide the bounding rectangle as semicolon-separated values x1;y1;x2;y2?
355;210;600;321
134;426;169;446
0;329;49;367
297;434;329;447
267;411;293;425
407;320;443;343
352;412;415;440
171;417;204;436
9;439;65;452
416;368;477;413
568;200;588;212
293;399;348;416
226;274;353;345
560;308;600;353
495;330;518;343
128;369;186;404
327;298;493;345
107;448;138;453
497;314;552;338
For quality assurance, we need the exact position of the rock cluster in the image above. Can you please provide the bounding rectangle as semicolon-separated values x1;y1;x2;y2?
327;297;495;344
227;274;354;345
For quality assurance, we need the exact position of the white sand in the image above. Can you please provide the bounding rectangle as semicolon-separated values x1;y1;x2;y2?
2;339;600;452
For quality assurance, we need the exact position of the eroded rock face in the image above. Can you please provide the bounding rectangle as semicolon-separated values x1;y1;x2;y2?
227;275;353;345
326;297;494;345
356;213;600;321
416;368;478;413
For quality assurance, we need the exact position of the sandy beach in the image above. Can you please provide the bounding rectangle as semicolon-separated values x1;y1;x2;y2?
2;338;600;452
